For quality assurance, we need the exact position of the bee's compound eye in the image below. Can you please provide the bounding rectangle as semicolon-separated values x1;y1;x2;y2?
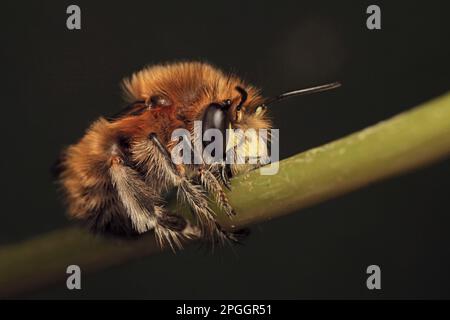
202;104;227;134
146;95;172;107
202;103;229;157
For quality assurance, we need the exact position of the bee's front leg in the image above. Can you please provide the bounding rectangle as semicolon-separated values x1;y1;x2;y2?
198;165;235;217
217;163;232;191
197;165;251;244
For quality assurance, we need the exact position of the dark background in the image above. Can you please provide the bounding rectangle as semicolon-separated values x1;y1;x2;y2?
1;0;449;299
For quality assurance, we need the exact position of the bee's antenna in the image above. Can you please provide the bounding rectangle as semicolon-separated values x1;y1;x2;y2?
264;82;341;106
235;86;248;111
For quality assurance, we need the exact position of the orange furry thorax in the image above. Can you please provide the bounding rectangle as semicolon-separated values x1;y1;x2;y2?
115;61;270;145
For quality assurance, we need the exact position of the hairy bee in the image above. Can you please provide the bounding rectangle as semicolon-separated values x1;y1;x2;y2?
54;61;339;249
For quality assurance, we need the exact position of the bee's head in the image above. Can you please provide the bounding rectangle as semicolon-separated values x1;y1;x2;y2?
201;81;342;135
201;81;341;171
201;86;269;139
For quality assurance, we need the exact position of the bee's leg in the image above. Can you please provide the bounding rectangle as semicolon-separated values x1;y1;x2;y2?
214;222;250;245
147;133;218;239
147;133;246;245
198;166;235;217
153;206;200;250
198;165;251;244
108;145;199;249
217;164;232;191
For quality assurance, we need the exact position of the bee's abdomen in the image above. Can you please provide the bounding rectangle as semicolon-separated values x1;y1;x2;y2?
58;119;151;237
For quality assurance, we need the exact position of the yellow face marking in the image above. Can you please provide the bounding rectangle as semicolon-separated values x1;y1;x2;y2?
236;110;243;122
254;105;265;116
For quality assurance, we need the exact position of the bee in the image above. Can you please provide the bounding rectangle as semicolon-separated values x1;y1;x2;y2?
54;61;340;249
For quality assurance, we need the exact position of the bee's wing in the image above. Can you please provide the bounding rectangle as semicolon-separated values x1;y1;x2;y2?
106;101;146;121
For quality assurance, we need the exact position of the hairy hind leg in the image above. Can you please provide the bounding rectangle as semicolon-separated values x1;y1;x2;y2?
108;143;199;249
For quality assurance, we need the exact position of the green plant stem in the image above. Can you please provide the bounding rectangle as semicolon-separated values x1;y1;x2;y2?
1;92;449;297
